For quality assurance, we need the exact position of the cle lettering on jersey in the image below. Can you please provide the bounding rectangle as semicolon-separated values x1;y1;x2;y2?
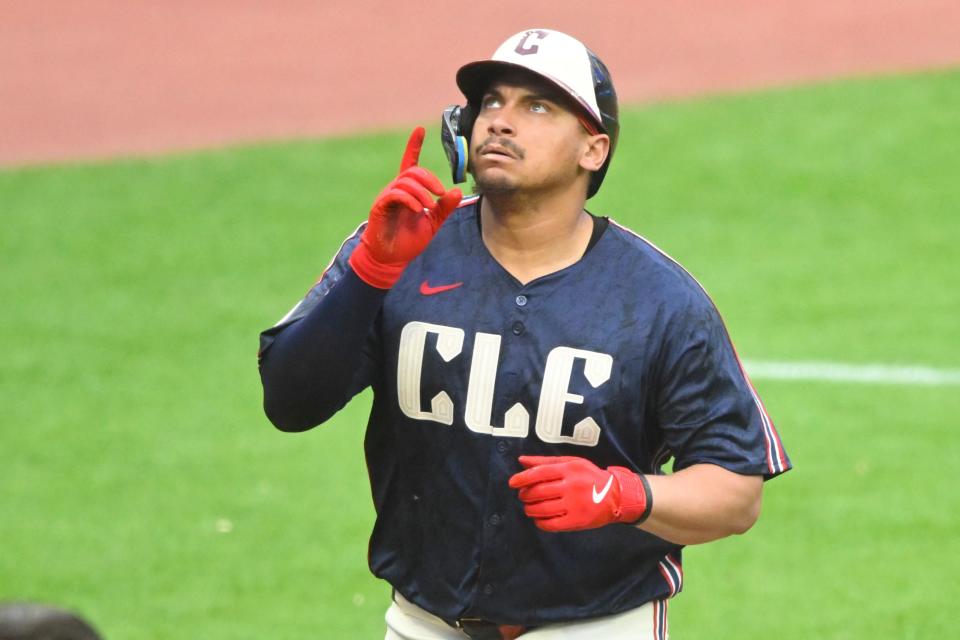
397;320;611;447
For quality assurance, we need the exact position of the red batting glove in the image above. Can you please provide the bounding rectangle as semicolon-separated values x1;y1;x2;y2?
508;455;653;532
348;127;462;289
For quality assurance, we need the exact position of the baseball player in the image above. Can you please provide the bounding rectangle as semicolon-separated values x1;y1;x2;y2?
258;28;791;640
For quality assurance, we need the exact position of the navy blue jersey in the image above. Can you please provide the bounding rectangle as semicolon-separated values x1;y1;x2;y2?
258;195;791;626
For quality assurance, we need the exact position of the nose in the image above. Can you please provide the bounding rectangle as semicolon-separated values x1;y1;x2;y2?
486;109;515;136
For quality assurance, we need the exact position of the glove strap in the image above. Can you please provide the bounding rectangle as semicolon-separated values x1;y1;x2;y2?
609;466;653;525
348;244;406;289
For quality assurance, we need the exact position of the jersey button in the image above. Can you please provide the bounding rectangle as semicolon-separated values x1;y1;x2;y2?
496;441;508;453
488;513;501;526
483;583;495;596
511;321;525;336
515;295;528;307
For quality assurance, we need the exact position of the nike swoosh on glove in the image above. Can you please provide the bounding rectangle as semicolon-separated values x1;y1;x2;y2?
508;455;653;532
348;127;462;289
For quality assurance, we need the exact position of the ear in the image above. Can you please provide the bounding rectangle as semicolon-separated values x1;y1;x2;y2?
579;134;610;172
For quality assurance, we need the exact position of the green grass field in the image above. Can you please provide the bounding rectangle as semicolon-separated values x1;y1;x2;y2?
3;68;958;639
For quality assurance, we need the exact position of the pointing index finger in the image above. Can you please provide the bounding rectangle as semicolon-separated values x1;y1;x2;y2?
399;126;426;172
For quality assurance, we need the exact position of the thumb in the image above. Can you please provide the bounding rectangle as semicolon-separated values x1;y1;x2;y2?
399;127;426;172
431;188;462;227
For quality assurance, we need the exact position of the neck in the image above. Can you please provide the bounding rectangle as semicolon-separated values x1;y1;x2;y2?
479;189;593;285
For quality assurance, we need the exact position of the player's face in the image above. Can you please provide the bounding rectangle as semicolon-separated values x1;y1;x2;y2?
469;73;607;198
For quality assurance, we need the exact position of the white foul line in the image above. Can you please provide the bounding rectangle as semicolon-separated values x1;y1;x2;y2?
742;360;960;386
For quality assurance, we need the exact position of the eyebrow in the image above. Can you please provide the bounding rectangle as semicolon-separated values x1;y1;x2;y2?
482;87;564;104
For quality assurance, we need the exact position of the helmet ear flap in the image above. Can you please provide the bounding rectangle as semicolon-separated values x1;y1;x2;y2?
459;102;477;149
440;103;478;184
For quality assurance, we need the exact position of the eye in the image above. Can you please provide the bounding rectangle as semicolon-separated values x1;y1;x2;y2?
529;101;549;113
481;95;502;110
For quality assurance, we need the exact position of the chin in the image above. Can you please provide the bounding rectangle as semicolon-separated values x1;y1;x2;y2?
472;169;520;195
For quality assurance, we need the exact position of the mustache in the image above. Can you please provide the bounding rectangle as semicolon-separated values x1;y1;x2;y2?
476;137;526;160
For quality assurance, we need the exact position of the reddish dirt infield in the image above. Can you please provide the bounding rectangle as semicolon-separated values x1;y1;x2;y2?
2;0;958;167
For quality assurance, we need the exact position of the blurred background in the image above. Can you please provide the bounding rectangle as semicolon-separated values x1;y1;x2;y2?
2;2;959;638
5;0;960;167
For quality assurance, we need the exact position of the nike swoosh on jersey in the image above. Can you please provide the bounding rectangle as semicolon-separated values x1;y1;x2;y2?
592;475;614;504
420;281;464;295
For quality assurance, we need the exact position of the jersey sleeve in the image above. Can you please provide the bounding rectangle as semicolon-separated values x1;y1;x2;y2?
654;294;791;480
258;223;386;431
